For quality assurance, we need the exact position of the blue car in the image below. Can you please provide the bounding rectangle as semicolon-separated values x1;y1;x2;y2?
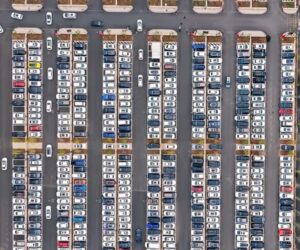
103;132;115;139
102;94;115;101
146;223;159;229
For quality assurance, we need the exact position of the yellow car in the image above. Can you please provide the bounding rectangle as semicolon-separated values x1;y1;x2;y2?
28;62;41;69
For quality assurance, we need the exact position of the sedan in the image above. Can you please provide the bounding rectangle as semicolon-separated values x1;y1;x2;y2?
63;12;77;19
137;19;143;32
1;157;7;170
11;12;23;20
46;12;52;25
47;67;53;80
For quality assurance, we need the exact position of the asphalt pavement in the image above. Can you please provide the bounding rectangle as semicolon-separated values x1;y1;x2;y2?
0;0;296;249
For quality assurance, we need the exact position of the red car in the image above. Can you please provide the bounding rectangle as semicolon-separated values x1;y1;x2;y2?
278;228;292;236
29;125;42;131
279;108;293;116
280;186;293;193
13;81;25;87
192;186;203;193
57;241;69;248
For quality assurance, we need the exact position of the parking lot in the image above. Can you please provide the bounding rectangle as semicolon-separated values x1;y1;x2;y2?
0;2;296;249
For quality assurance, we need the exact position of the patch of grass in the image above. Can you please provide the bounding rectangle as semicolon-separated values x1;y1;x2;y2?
58;0;70;4
237;1;251;7
148;0;161;6
73;0;88;4
283;1;295;7
252;1;268;7
193;0;206;6
27;0;42;3
163;0;177;6
12;0;25;4
118;0;133;5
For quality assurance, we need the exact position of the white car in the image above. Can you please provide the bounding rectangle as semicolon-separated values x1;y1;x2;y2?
11;12;23;20
46;205;51;219
46;12;52;25
46;144;52;158
138;74;143;87
1;157;7;170
63;12;77;19
0;25;3;34
138;49;143;60
137;19;143;32
47;67;53;80
46;37;53;51
46;100;52;113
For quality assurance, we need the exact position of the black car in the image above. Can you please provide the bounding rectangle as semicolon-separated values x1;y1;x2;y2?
281;144;294;151
12;100;24;106
57;63;70;69
91;20;104;27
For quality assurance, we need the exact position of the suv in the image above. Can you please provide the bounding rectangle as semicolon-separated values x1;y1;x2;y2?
46;37;53;51
225;76;231;88
46;144;52;158
137;19;143;32
46;12;52;25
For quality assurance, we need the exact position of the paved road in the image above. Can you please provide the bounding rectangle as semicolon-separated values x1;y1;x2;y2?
0;0;295;249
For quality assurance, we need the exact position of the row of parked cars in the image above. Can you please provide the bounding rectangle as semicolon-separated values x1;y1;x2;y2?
146;42;177;143
12;153;44;249
102;41;133;140
234;41;267;250
56;153;88;249
102;154;133;249
101;39;134;249
56;40;88;139
190;40;223;250
145;154;176;250
12;40;43;139
191;42;223;142
235;43;266;141
278;41;296;250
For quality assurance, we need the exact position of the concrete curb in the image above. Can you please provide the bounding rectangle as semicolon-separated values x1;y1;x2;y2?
102;5;133;12
148;29;177;36
193;6;224;14
282;7;299;14
103;28;132;35
237;7;268;14
12;3;42;11
148;5;178;13
237;30;266;37
57;4;88;12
